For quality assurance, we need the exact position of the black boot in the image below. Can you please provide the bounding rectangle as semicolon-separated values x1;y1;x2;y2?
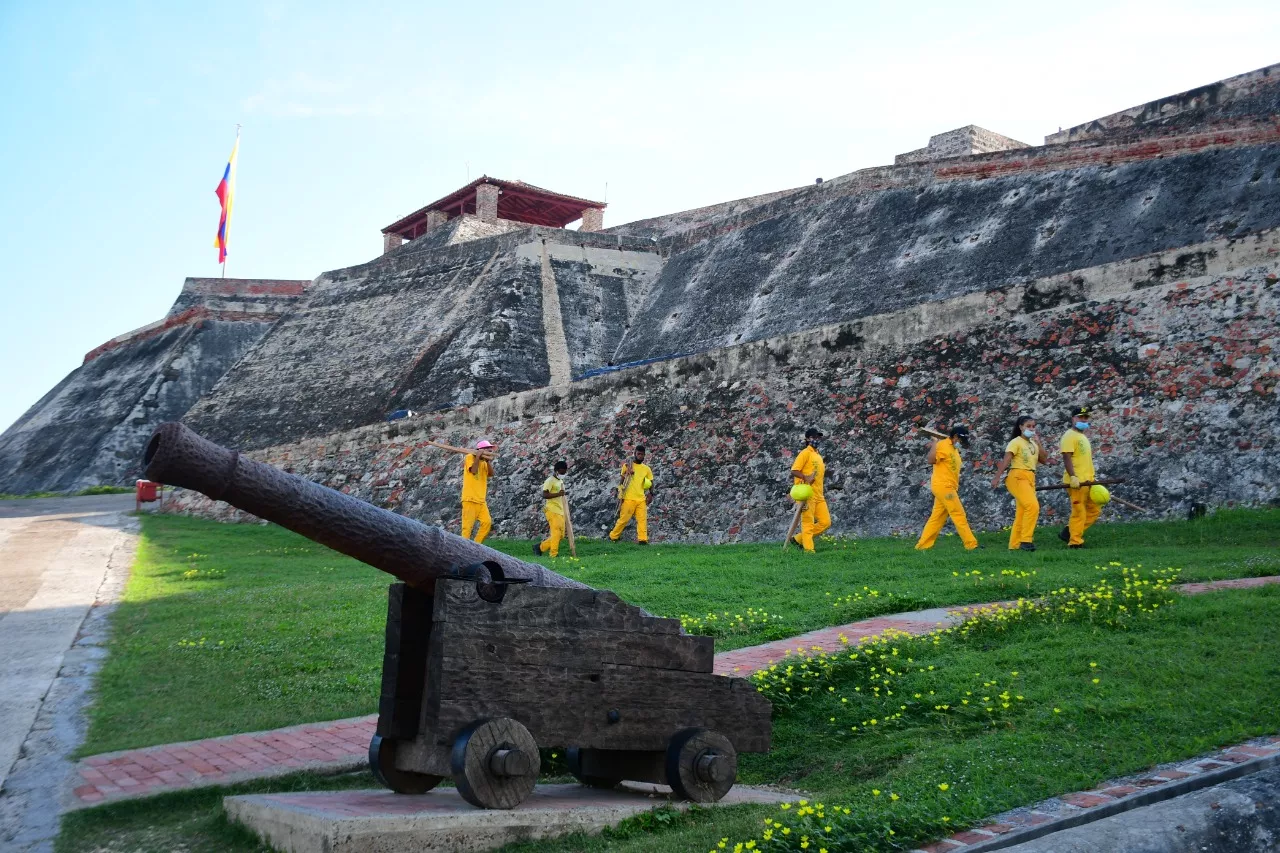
1058;526;1070;543
1019;542;1037;552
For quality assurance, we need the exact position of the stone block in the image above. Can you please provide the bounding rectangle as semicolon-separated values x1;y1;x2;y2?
225;783;800;853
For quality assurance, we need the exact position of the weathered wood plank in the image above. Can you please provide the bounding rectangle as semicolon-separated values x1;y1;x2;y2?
422;658;771;753
375;583;433;740
434;580;680;634
433;700;771;753
435;623;714;673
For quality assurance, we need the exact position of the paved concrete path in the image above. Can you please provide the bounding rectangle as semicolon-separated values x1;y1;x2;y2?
0;494;138;851
66;574;1280;808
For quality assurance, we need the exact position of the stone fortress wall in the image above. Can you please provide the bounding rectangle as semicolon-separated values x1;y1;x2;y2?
166;229;1280;541
183;228;665;451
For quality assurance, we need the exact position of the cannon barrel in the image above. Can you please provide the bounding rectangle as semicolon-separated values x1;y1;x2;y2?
142;422;587;593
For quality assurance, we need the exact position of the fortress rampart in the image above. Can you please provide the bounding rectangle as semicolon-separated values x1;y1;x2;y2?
164;229;1280;541
0;278;307;492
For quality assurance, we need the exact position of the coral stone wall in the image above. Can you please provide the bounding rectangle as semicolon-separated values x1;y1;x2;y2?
164;231;1279;543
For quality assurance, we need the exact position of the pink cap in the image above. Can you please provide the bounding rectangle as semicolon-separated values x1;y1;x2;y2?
476;440;495;449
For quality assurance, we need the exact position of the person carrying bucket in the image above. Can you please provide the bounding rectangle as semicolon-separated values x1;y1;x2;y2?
1059;405;1105;548
790;427;830;552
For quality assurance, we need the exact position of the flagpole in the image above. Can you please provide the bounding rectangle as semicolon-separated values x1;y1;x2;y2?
226;125;239;280
216;125;241;279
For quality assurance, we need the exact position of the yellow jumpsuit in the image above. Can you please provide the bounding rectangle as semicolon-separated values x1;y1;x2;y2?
1004;436;1040;549
792;446;830;552
610;462;653;542
915;438;979;550
538;474;565;557
460;453;492;543
1060;429;1101;546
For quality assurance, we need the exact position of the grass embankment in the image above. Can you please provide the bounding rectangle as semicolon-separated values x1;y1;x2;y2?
83;509;1280;756
0;484;133;499
63;583;1280;852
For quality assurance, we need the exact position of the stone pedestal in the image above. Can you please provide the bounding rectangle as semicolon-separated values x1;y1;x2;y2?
382;233;405;254
225;783;799;852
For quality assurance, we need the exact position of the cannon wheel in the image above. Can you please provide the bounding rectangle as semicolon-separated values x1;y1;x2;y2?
368;735;443;795
565;747;622;789
451;718;540;809
665;728;737;803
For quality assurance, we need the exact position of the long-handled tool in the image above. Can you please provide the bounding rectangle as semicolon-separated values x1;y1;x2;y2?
618;462;634;511
782;501;804;550
560;494;577;557
1035;478;1128;492
1108;495;1149;514
919;426;949;440
425;439;474;455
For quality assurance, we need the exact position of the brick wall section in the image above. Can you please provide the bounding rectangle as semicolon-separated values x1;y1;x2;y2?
165;231;1279;541
382;232;404;254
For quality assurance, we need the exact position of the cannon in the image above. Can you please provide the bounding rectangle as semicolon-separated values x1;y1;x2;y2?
142;423;772;808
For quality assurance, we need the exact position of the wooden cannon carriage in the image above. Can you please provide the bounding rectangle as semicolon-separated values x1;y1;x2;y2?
371;562;771;808
141;423;772;810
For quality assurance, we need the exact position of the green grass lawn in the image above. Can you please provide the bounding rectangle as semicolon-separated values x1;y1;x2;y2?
61;583;1280;852
81;508;1280;757
0;484;133;499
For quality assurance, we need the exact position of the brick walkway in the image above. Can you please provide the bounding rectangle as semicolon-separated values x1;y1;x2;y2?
69;575;1280;807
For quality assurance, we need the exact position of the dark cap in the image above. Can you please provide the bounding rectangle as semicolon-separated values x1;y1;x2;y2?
1071;405;1091;419
950;424;970;439
805;427;825;439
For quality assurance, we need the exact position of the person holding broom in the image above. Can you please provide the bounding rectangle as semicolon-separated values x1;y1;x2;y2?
790;427;830;552
460;439;497;543
991;415;1048;551
915;424;981;551
609;446;654;545
1059;405;1102;549
535;460;569;558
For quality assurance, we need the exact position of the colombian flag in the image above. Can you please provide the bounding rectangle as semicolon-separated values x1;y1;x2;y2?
214;134;239;264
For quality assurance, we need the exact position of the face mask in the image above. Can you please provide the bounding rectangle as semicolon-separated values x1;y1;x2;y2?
1075;421;1090;431
1022;429;1035;439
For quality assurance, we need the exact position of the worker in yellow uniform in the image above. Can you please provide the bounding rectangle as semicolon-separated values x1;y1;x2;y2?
915;424;981;551
535;460;568;558
460;439;497;543
992;415;1049;551
1059;406;1101;548
790;427;830;552
609;446;654;545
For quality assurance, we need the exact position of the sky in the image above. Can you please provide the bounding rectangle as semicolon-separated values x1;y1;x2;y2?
1;0;1278;434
